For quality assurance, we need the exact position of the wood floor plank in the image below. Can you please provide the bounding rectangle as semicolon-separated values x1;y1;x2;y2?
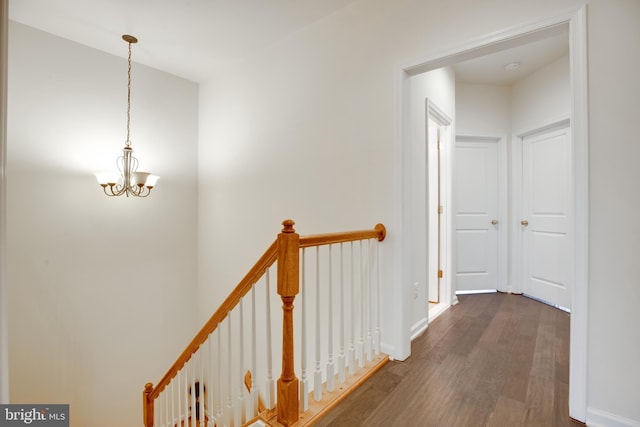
486;396;527;427
312;293;575;426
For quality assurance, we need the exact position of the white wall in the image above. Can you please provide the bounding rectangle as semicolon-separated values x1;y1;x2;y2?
511;54;571;132
7;23;199;427
456;54;570;135
0;0;9;404
407;68;455;337
198;0;640;425
456;83;511;134
586;0;640;424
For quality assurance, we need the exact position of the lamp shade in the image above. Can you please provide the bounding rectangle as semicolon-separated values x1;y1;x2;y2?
132;171;151;186
95;172;119;185
145;175;160;187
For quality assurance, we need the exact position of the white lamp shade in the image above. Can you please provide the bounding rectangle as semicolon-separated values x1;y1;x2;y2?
132;171;151;186
145;175;160;187
95;172;119;185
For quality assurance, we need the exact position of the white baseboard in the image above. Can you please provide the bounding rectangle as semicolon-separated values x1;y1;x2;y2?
379;342;396;359
587;408;640;427
410;317;428;341
428;302;450;322
456;289;497;295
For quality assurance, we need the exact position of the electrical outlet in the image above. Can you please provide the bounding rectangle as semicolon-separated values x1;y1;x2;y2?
413;282;419;299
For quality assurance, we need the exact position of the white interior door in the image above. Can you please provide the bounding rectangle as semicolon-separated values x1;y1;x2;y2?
520;121;573;310
454;136;500;293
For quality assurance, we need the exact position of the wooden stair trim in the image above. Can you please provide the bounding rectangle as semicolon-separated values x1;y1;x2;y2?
258;354;389;427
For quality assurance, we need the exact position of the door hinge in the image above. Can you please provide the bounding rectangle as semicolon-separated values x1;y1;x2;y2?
438;269;443;278
438;205;444;214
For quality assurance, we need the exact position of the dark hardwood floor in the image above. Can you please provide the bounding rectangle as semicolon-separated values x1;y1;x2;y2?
314;293;583;427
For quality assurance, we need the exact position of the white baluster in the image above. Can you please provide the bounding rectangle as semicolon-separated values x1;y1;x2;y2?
171;377;176;427
314;246;322;401
166;388;170;427
226;315;233;427
326;244;335;392
184;363;188;427
265;270;275;410
194;352;198;427
366;240;373;362
216;327;224;424
158;389;163;427
358;240;365;368
338;243;346;384
235;302;245;426
186;366;191;426
191;357;197;427
374;240;381;355
192;353;198;427
250;284;259;418
155;388;159;427
199;350;205;427
208;334;214;426
177;371;183;427
348;241;355;375
300;248;309;411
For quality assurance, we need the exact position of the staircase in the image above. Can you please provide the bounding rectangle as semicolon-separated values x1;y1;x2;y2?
143;219;387;427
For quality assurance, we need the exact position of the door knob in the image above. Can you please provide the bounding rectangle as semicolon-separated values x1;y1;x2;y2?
491;220;498;225
521;220;529;226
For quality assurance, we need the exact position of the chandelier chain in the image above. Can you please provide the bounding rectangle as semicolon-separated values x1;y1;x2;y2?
126;40;132;147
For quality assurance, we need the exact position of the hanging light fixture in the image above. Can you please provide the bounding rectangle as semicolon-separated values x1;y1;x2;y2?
95;34;159;197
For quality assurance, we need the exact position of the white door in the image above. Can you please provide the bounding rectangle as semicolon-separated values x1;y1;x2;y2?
520;122;573;310
454;137;500;293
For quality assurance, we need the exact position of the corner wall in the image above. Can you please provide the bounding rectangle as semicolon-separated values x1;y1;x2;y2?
7;23;199;426
0;0;9;403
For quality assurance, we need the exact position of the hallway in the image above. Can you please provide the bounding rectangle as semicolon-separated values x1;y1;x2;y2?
314;293;583;426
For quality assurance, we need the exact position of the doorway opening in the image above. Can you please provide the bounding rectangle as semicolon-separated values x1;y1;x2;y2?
426;100;452;321
397;6;588;422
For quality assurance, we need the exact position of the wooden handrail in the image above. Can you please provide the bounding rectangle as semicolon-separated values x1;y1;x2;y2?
147;239;279;401
299;223;386;248
143;220;386;426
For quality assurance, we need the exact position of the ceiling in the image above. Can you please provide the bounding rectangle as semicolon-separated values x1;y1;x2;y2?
8;0;361;83
453;31;569;85
9;0;569;85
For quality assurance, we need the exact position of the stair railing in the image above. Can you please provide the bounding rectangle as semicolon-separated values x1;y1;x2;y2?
143;219;386;427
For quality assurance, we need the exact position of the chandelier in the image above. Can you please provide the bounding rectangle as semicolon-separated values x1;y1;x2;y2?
95;35;159;197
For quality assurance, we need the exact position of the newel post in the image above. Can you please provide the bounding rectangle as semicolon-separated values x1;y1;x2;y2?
276;219;300;426
143;382;154;427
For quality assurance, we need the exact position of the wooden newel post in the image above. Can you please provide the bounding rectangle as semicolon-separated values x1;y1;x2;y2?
276;219;300;426
143;382;154;427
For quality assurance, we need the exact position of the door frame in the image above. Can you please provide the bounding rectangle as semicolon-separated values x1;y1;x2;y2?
426;100;452;309
394;6;588;421
455;133;508;294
